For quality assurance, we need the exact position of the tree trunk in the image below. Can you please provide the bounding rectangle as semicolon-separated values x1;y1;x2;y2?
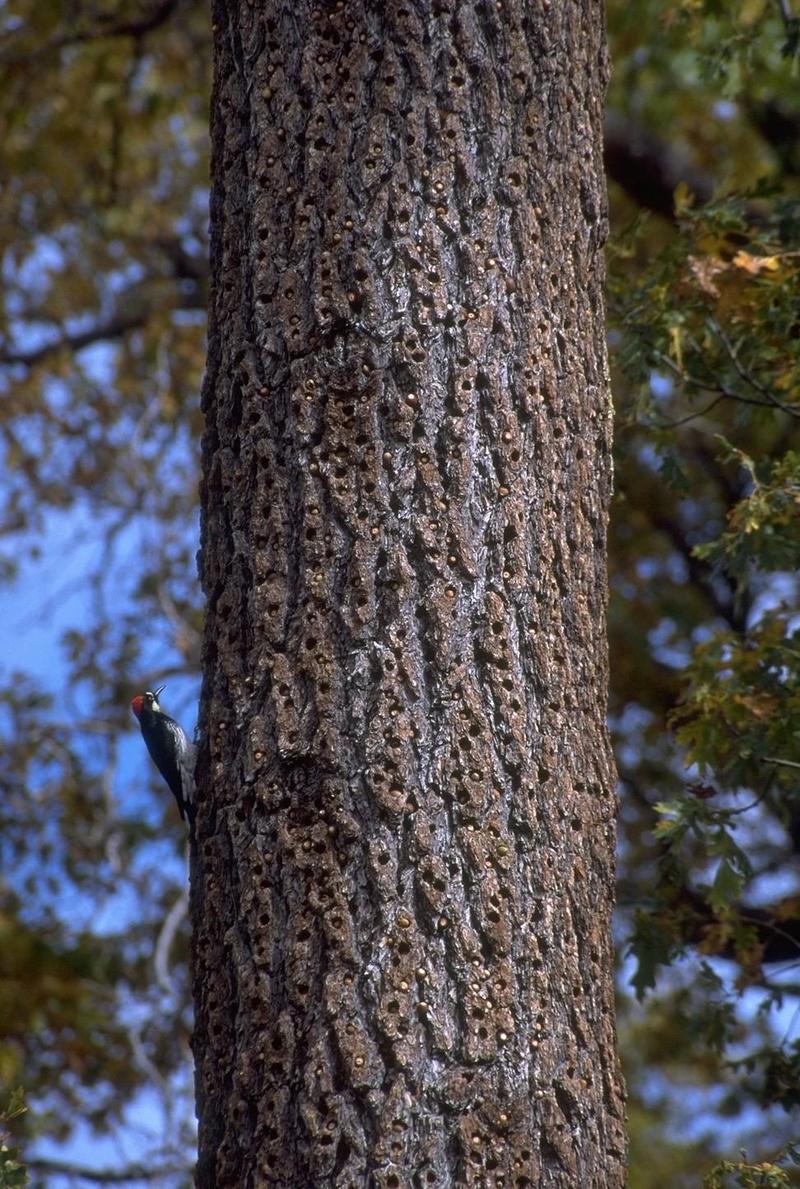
194;1;625;1185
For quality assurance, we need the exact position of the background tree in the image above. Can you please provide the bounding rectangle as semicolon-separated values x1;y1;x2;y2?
0;3;207;1184
0;0;799;1185
606;6;800;1182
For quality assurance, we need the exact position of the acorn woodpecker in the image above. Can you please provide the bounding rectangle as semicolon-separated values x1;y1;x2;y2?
131;686;195;826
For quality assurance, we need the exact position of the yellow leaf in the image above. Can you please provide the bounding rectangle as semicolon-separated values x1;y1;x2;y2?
732;250;780;274
669;323;683;370
699;921;734;953
673;181;694;216
740;0;768;23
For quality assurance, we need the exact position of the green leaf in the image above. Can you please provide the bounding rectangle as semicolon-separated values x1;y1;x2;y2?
628;911;675;1000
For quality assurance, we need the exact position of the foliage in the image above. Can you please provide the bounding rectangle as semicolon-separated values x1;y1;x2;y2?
607;0;800;1180
0;1092;28;1189
1;0;800;1183
0;0;205;1179
704;1144;800;1189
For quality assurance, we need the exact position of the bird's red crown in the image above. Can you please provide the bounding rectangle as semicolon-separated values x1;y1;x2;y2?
130;694;146;718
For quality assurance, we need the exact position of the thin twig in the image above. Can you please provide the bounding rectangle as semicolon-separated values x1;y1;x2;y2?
764;756;800;772
710;318;800;420
154;887;189;995
656;392;726;428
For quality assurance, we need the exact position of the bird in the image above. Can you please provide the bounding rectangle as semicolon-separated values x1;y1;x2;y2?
130;686;195;826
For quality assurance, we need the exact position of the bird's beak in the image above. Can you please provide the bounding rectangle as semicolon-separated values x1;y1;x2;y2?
154;684;166;698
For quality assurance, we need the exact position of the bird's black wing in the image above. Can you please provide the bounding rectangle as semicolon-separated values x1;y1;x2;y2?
177;731;196;825
143;716;194;822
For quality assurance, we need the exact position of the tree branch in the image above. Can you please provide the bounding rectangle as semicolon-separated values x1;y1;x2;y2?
26;1158;189;1184
0;311;147;368
0;0;182;64
682;887;800;966
604;110;714;220
0;273;205;369
646;506;748;633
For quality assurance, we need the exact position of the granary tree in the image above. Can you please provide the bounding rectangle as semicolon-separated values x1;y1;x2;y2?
194;0;626;1185
3;0;800;1184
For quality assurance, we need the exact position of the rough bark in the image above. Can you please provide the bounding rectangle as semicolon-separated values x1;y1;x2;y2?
194;1;626;1186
